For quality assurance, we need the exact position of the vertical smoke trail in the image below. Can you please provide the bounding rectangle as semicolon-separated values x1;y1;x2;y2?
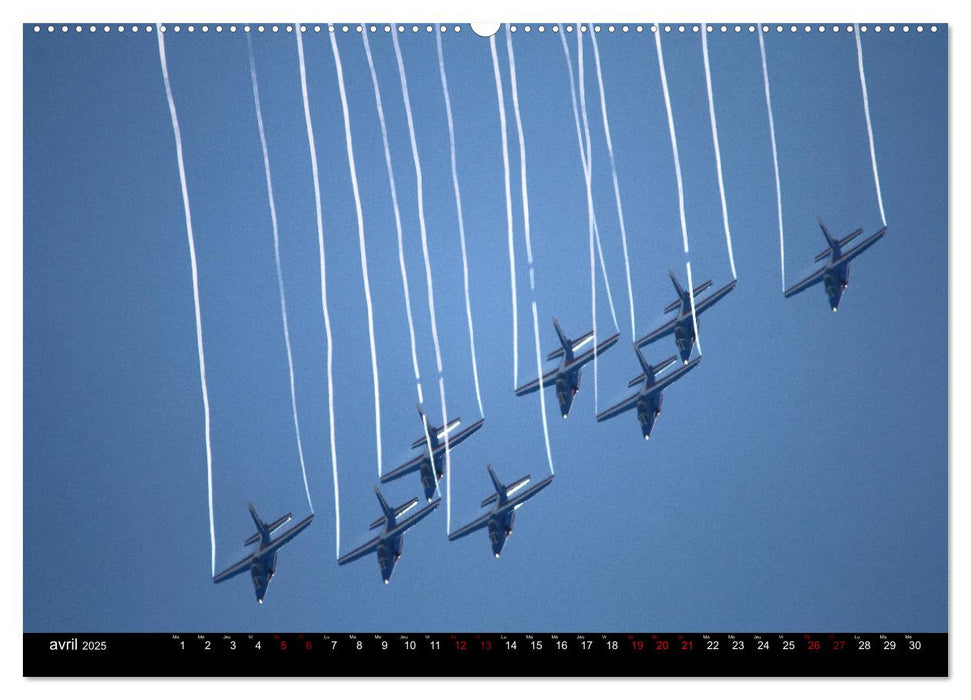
588;24;637;339
506;25;554;475
575;26;599;411
436;27;485;420
247;37;313;514
655;25;702;355
295;25;339;557
758;28;787;291
854;24;887;226
490;35;519;390
157;25;216;576
361;29;426;408
329;28;383;478
701;25;738;280
558;29;620;335
390;27;453;523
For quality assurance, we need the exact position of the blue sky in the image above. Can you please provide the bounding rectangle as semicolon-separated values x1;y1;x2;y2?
24;24;946;632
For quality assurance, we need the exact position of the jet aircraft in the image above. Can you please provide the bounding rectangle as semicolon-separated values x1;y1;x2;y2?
337;488;440;584
635;270;736;364
596;345;701;440
380;406;484;502
447;465;554;558
784;220;887;311
212;504;314;604
515;318;620;418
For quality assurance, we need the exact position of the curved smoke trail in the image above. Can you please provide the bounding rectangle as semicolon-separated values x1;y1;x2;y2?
247;36;313;514
157;25;216;575
758;28;786;291
506;25;554;475
588;24;637;339
295;25;339;557
557;26;620;335
329;28;383;478
854;24;887;226
390;26;453;523
490;35;519;390
436;27;485;420
361;29;426;408
701;25;738;280
575;27;599;411
655;24;702;355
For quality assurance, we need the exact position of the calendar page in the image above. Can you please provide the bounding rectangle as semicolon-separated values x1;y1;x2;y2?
22;20;947;677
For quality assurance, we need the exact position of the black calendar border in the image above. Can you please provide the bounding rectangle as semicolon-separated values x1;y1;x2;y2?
24;632;947;677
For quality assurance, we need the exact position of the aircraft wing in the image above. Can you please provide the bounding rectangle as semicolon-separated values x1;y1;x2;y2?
645;356;702;394
693;279;737;314
388;498;441;537
441;417;485;451
634;317;678;348
337;535;381;566
783;267;827;298
502;473;554;512
596;392;640;422
380;452;426;484
213;554;253;584
447;511;492;541
263;514;314;556
835;227;887;266
514;366;560;396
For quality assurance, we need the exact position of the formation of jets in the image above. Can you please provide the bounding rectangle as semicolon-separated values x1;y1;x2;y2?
213;220;886;602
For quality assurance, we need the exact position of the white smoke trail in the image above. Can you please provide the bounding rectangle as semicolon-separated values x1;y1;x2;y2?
247;37;313;514
558;27;620;330
157;25;216;576
758;28;787;291
436;27;485;420
588;25;637;339
575;26;599;412
295;25;339;557
655;25;702;355
701;25;738;280
361;29;426;409
329;28;383;478
490;35;519;390
506;25;554;475
854;24;887;226
390;26;453;519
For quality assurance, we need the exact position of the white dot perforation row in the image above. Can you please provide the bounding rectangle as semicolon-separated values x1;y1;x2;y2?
31;24;941;35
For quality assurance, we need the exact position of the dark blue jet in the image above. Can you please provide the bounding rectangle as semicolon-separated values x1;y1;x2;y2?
447;465;554;558
635;270;736;364
212;504;314;604
596;345;701;440
515;318;621;418
337;488;440;584
380;405;484;502
784;220;887;311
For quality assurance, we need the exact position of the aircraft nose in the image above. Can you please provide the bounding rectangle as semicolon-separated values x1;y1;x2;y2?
384;579;390;585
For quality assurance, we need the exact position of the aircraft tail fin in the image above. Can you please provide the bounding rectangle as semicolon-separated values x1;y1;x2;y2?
819;218;838;247
547;318;572;360
668;269;687;299
244;504;272;546
487;464;505;495
634;344;652;375
376;488;395;521
244;512;291;545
